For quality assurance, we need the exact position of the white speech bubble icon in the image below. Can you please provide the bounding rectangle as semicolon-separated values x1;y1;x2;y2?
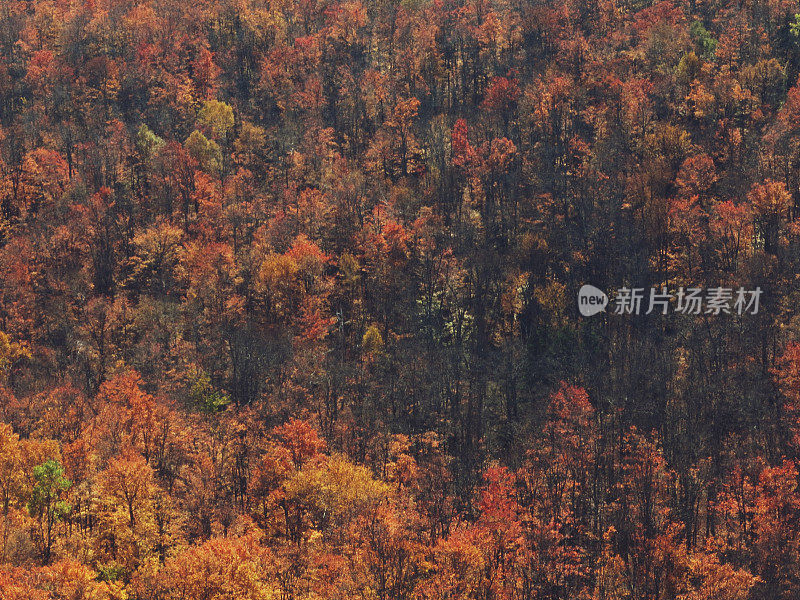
578;285;608;316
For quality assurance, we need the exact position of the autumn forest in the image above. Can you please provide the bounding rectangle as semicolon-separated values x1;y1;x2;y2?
3;0;800;597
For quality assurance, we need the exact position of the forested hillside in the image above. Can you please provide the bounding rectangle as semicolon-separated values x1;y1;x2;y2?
2;0;800;597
